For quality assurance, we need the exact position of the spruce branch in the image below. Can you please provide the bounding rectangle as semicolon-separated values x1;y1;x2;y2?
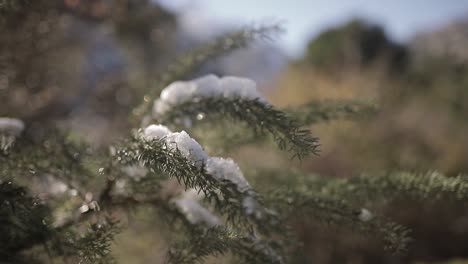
269;188;412;254
167;226;240;264
253;169;468;206
115;131;287;262
317;171;468;204
157;97;319;158
117;133;280;233
164;200;284;264
117;135;218;193
0;129;109;200
56;218;120;264
167;226;283;264
133;23;283;119
285;99;378;125
0;180;51;259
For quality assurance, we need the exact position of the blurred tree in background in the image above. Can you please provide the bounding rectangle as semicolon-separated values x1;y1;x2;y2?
1;1;468;264
304;19;407;73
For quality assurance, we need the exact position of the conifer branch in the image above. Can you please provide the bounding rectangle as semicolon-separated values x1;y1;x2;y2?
117;134;280;232
2;3;454;261
0;181;51;259
256;170;468;205
269;188;412;254
285;99;378;125
157;97;319;158
55;218;120;264
164;197;284;264
166;226;239;264
0;133;97;198
315;171;468;204
133;24;283;119
167;226;283;264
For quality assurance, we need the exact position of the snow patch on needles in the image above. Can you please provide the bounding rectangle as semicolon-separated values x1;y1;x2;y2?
0;117;24;136
173;189;221;227
205;157;250;192
143;125;262;216
143;124;251;193
359;208;374;222
144;124;172;140
221;76;262;99
166;131;209;165
143;124;208;166
153;74;266;116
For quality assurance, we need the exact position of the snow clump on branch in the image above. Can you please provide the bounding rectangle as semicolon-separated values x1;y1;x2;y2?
153;74;266;116
0;117;24;136
205;157;251;192
143;124;253;194
143;124;172;140
144;125;208;166
142;124;265;219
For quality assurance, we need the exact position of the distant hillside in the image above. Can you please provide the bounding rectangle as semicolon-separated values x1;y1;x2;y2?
410;19;468;64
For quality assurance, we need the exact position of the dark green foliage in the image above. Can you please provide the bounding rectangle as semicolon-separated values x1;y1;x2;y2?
168;226;284;264
157;97;319;158
167;226;241;264
59;219;120;264
0;130;100;193
0;181;50;259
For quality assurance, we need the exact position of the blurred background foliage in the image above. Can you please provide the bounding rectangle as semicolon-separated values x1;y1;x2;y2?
264;17;468;264
270;18;468;176
1;0;468;263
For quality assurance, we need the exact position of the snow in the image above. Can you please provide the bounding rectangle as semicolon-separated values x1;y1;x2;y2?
242;196;258;215
0;117;24;136
193;74;222;98
220;76;264;100
165;131;208;165
143;124;171;140
160;80;197;104
143;125;251;192
143;125;208;166
153;74;266;116
205;157;251;192
358;208;374;222
173;189;221;227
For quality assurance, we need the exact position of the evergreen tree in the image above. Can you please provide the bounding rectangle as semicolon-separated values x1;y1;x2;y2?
1;1;468;263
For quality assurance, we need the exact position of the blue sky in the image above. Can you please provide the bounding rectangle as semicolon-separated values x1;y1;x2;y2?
157;0;468;57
